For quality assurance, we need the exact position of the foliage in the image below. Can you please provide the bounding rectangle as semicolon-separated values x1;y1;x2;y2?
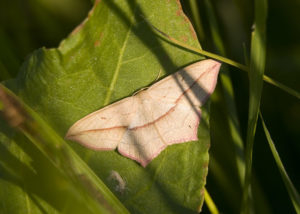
0;0;299;213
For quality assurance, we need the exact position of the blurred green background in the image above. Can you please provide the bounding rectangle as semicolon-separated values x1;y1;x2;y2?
0;0;299;213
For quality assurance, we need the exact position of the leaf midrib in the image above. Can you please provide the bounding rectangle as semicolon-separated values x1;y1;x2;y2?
103;18;134;106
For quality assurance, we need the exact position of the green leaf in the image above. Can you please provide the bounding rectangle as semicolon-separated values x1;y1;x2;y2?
1;0;210;213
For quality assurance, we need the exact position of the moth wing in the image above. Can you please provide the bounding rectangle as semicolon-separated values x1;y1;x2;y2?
127;94;175;128
118;124;167;167
65;97;137;150
147;59;220;106
65;59;221;165
118;102;201;167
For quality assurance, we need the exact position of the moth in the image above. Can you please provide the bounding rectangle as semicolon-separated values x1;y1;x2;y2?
66;59;221;167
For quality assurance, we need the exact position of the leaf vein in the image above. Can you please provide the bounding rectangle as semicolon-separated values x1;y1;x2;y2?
103;19;135;105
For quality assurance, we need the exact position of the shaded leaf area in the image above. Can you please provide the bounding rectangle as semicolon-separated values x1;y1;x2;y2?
0;86;129;214
0;127;97;214
0;129;59;214
1;0;211;213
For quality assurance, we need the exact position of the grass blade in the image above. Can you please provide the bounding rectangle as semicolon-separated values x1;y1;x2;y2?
149;23;300;99
187;0;205;43
203;0;245;185
0;85;129;214
263;75;300;99
241;0;268;213
204;188;219;214
260;112;300;213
